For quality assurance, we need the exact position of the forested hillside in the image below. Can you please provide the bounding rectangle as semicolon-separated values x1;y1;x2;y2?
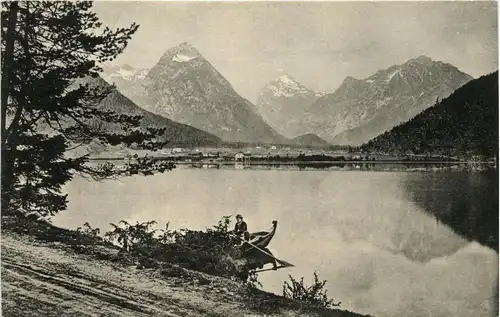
361;72;498;159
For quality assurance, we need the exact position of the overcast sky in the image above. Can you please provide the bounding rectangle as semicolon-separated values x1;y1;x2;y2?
93;1;498;102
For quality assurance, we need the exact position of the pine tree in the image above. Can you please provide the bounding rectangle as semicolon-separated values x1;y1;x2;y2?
1;1;174;217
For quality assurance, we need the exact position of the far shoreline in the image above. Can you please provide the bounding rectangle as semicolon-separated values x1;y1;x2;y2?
87;157;497;165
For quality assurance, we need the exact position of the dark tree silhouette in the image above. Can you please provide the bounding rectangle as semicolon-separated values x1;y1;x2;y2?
1;1;174;217
361;72;499;159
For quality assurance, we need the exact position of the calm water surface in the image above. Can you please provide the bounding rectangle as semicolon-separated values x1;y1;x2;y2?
56;168;498;317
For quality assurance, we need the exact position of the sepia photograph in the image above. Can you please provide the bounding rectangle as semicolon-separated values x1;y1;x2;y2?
1;1;498;316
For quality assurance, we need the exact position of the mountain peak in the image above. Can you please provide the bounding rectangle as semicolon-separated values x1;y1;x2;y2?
406;55;434;66
415;55;433;62
161;42;202;63
141;42;285;144
176;42;198;53
344;76;359;81
178;41;193;48
362;71;497;158
256;73;324;138
260;73;316;99
100;63;148;84
309;56;473;145
278;73;298;83
275;73;302;89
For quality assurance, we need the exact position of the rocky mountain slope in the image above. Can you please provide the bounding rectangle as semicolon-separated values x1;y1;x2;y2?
106;43;286;144
361;71;498;158
81;76;222;147
301;56;473;145
100;64;149;105
256;74;323;138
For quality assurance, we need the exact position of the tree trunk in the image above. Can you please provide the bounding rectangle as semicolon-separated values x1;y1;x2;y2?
1;2;19;212
1;1;19;140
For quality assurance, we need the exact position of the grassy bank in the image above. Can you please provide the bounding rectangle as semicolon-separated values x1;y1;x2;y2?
1;216;370;317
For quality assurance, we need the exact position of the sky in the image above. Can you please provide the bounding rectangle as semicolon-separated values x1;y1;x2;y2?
92;1;498;102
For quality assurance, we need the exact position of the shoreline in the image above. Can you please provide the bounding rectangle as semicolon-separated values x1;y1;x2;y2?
87;157;496;165
1;217;370;317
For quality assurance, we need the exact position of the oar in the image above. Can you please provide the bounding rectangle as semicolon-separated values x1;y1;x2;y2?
254;265;290;273
230;234;294;268
230;233;275;257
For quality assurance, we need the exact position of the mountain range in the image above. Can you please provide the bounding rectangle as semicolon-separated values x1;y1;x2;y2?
361;71;498;158
100;64;148;105
256;74;323;138
102;45;485;150
104;42;286;145
297;56;473;145
79;76;222;148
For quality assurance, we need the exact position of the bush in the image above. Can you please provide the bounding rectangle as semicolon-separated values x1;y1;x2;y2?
76;222;101;239
160;216;244;277
100;216;249;279
5;215;253;281
104;220;158;253
75;222;106;245
282;271;340;309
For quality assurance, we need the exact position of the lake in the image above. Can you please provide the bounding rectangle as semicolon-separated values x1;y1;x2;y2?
55;166;498;317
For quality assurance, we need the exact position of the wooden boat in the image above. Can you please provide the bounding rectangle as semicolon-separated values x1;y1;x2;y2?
241;220;278;252
236;220;294;273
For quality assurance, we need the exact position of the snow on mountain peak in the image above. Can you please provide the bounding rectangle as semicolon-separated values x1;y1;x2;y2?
278;74;300;87
262;74;309;97
259;73;326;99
256;74;324;139
157;42;204;65
100;63;149;83
172;53;198;63
386;68;401;82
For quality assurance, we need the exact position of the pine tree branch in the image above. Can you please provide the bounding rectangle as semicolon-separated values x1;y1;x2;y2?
2;1;160;216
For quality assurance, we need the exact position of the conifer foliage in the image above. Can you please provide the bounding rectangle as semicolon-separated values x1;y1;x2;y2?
361;72;498;158
1;1;174;217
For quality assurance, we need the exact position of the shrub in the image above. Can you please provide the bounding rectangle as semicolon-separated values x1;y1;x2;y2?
161;216;243;277
76;222;101;238
156;222;175;244
282;271;340;309
104;220;158;253
5;215;253;281
101;216;250;279
75;222;105;245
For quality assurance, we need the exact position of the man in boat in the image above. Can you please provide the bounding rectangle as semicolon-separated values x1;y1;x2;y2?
237;219;279;272
234;214;250;241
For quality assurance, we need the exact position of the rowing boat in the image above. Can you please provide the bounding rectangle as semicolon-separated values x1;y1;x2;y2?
241;220;278;252
233;220;294;272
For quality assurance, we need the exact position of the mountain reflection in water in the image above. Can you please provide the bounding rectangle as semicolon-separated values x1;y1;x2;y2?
403;171;498;252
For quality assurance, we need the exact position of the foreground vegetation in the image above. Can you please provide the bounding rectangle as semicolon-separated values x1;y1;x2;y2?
2;215;368;317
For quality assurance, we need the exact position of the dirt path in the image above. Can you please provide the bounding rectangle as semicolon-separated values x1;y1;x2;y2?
1;232;368;317
2;233;246;316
